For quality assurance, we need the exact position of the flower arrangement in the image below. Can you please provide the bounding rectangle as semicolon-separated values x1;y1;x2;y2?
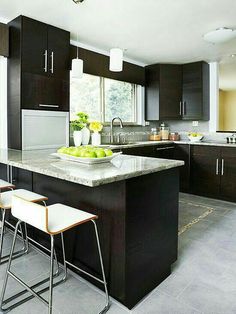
70;112;89;131
89;121;103;133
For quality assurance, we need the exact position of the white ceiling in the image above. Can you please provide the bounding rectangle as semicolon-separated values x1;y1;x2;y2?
1;0;236;65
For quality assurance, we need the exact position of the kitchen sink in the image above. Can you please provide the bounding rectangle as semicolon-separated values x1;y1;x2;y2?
100;142;138;146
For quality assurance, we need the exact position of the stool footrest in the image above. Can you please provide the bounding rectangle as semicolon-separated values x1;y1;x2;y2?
1;270;65;312
0;247;28;265
66;260;105;285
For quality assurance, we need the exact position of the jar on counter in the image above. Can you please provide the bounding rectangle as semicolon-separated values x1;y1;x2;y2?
159;123;169;140
149;128;161;141
169;132;180;141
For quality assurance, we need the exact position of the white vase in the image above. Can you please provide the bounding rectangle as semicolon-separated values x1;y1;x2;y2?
73;131;82;146
81;126;90;145
91;132;101;146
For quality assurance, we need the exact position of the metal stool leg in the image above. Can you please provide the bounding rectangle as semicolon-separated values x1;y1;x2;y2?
91;220;110;314
0;208;6;261
48;235;54;314
0;219;21;311
61;233;67;281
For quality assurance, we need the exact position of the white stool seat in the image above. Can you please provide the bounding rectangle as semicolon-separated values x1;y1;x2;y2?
46;204;97;234
0;179;15;190
0;189;48;209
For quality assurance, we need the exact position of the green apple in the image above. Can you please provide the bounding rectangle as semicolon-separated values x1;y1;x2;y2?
57;147;67;154
83;151;97;158
95;149;106;158
104;149;113;157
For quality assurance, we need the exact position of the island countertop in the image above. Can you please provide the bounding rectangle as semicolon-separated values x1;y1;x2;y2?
0;149;184;187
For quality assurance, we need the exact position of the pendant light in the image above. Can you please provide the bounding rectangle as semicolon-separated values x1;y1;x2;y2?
71;34;83;79
109;48;123;72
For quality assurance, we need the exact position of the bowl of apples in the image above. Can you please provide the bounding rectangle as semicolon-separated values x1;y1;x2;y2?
188;132;204;142
52;146;122;164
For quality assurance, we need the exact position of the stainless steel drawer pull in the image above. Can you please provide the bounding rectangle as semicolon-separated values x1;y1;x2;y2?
39;104;59;108
44;50;48;72
221;159;224;176
179;101;182;116
156;146;175;151
216;158;219;175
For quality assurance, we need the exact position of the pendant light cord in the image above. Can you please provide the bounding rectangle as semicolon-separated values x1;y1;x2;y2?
77;32;79;59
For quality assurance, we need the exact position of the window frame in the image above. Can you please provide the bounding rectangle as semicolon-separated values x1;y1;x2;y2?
70;73;145;126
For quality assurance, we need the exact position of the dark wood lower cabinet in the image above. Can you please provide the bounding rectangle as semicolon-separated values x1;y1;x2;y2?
190;145;221;198
190;145;236;202
173;144;190;192
219;148;236;202
0;163;8;181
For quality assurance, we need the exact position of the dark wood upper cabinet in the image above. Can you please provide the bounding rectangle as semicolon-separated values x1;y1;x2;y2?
182;62;209;120
145;64;182;120
8;15;70;111
0;23;9;57
145;61;209;121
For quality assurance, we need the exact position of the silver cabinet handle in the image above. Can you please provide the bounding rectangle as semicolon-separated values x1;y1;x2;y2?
156;146;175;151
179;101;182;116
44;50;48;72
50;51;54;74
221;158;224;176
39;104;59;108
216;158;219;175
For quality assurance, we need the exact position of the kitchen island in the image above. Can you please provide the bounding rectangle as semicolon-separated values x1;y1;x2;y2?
0;149;184;309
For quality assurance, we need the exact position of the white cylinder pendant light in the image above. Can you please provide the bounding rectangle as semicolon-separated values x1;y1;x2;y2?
109;48;123;72
71;33;84;79
71;58;83;79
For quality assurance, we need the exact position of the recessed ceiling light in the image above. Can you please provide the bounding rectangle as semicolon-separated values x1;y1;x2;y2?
231;54;236;58
203;27;236;44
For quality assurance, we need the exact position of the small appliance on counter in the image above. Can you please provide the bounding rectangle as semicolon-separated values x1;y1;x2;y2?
226;133;236;144
169;132;180;141
149;128;161;141
159;122;169;140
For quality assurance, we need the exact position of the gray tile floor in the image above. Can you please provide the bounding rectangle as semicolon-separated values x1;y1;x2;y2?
1;193;236;314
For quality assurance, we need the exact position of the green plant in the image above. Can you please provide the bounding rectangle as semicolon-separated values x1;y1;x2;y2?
76;112;89;124
70;112;89;131
70;120;85;131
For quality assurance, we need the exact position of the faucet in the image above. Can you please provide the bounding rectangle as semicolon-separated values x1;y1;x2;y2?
110;117;124;144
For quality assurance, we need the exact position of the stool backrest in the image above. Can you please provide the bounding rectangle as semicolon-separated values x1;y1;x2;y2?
11;195;48;233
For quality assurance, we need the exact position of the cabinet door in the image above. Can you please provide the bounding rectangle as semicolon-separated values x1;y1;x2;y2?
190;145;221;197
12;167;33;190
47;26;70;79
159;65;182;120
220;147;236;202
22;73;69;111
182;62;209;121
0;163;8;181
21;16;48;75
173;144;190;193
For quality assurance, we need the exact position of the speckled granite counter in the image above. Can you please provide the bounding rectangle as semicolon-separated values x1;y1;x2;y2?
0;149;184;187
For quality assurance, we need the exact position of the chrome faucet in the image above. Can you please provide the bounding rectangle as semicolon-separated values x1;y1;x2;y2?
110;117;124;144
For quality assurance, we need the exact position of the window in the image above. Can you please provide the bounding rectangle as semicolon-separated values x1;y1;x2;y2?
70;74;143;124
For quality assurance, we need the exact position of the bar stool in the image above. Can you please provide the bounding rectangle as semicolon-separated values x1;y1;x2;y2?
0;188;48;264
0;179;15;192
0;195;110;314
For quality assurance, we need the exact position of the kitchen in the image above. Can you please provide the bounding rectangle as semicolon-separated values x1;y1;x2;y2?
0;1;236;314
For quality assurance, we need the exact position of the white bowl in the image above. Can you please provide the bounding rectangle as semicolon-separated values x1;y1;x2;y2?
188;135;203;142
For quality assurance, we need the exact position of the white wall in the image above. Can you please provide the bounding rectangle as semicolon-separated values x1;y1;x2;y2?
0;57;8;149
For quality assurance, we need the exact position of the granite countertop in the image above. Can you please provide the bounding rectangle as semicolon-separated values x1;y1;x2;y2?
0;149;184;187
